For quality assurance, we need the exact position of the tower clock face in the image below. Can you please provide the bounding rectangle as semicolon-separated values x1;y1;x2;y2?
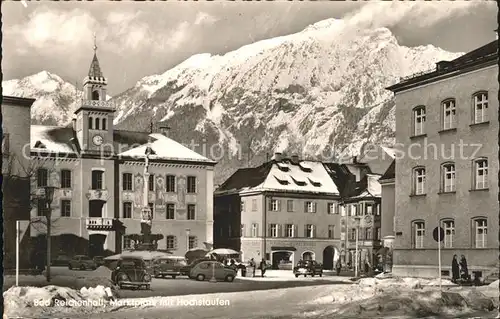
92;134;104;146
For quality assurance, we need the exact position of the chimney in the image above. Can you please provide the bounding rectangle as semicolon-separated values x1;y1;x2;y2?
159;125;170;137
273;152;282;161
72;118;76;130
291;154;299;164
436;60;452;72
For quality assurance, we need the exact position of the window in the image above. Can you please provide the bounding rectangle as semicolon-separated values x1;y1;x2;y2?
123;237;132;249
285;224;294;237
412;221;425;249
123;202;132;218
88;117;93;130
37;168;48;187
251;223;258;237
122;173;133;191
473;92;488;123
328;225;335;239
166;175;176;192
473;158;488;189
166;235;176;250
61;200;71;217
102;118;107;130
441;163;456;192
95;118;100;130
270;224;279;237
473;218;487;248
37;198;47;216
287;200;294;212
148;202;154;219
365;228;372;240
91;170;104;190
348;228;356;241
327;202;335;214
375;227;381;240
305;224;314;238
442;99;456;130
187;204;196;220
240;201;245;212
443;220;455;248
252;199;257;211
188;236;197;249
413;106;426;136
241;224;245;237
187;176;197;193
366;204;373;215
412;167;426;195
148;174;155;191
305;202;316;213
166;203;175;220
270;199;280;211
60;170;72;189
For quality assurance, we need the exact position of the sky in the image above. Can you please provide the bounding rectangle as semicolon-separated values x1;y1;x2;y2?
2;1;497;95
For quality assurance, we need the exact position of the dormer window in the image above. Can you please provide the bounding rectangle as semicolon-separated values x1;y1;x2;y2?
102;118;107;130
308;178;321;187
298;162;312;172
291;176;307;186
92;90;99;101
34;141;46;149
88;117;93;129
274;175;289;185
277;162;290;172
95;118;100;130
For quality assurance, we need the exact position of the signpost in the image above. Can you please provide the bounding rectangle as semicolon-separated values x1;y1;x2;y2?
433;225;445;292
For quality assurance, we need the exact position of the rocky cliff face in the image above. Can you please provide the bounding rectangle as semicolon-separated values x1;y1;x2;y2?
2;18;462;183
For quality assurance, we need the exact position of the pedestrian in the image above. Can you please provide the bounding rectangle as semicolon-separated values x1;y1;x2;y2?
460;255;469;282
260;258;267;277
451;254;460;283
250;258;256;277
336;260;342;276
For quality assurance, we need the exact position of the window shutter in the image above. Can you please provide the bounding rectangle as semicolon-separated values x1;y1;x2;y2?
313;202;316;213
411;224;415;248
470;219;475;248
304;202;308;212
312;225;315;238
268;200;273;211
174;236;178;250
194;237;198;248
293;225;297;237
277;200;281;211
304;225;307;237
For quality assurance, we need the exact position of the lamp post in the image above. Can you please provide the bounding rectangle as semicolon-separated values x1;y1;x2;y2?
44;185;57;283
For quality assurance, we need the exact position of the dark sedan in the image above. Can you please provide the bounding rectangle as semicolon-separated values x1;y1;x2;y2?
111;257;152;290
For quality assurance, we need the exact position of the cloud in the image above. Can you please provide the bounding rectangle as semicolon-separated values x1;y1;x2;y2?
343;1;487;30
194;12;218;25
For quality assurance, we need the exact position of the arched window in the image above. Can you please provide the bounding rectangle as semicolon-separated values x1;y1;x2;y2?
411;220;425;249
441;162;456;192
412;106;426;136
472;158;488;190
472;91;488;124
471;217;487;248
102;118;107;130
440;219;455;248
92;90;100;101
88;117;93;130
412;166;426;195
441;99;456;130
95;118;100;130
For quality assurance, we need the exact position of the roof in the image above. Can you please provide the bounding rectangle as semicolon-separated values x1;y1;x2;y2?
380;160;395;181
217;162;273;192
88;53;104;78
2;95;36;107
387;40;497;93
323;163;381;200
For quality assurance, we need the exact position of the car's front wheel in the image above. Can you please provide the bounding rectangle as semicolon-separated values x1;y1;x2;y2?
80;264;86;271
295;274;299;278
196;274;205;281
225;275;235;282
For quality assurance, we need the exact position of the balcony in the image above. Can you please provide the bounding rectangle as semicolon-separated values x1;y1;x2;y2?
86;189;110;201
81;99;115;110
86;217;114;230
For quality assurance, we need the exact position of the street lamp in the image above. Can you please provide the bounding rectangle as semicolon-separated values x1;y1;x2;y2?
44;185;57;283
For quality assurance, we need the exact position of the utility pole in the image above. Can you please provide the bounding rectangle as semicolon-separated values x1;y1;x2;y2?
44;186;57;283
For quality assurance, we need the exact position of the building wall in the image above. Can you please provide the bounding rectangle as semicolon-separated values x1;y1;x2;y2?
394;65;499;277
380;180;395;241
119;162;214;256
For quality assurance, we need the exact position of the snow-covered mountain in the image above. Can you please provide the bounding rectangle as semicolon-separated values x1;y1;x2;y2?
2;18;463;183
2;71;84;125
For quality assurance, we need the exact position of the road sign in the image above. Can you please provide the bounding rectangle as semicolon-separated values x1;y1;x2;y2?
433;227;444;242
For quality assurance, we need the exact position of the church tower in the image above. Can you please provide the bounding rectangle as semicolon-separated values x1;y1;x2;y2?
74;35;115;154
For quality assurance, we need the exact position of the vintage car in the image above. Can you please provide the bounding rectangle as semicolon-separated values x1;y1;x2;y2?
180;257;213;276
111;257;152;289
68;255;97;270
189;261;237;282
293;260;323;277
52;254;71;266
152;256;188;279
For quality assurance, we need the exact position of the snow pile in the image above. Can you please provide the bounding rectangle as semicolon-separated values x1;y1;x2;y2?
92;266;113;278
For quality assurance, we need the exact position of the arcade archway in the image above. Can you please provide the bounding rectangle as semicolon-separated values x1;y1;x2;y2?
322;246;337;270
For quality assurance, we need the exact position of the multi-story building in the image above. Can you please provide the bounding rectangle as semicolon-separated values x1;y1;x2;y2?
214;153;382;271
386;40;498;278
379;159;395;272
2;96;36;268
27;44;216;259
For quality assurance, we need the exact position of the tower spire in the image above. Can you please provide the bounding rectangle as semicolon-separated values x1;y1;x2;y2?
93;32;97;53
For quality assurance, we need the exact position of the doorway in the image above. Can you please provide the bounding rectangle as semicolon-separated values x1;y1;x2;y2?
271;251;294;270
89;234;106;258
322;246;336;270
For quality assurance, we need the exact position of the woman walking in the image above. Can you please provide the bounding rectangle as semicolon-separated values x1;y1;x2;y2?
460;255;469;282
451;254;460;283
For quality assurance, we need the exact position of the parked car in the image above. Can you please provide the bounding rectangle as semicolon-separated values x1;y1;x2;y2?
189;260;236;282
68;255;97;270
180;257;213;276
152;256;188;279
51;255;71;266
93;256;105;267
111;257;152;290
293;260;323;277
